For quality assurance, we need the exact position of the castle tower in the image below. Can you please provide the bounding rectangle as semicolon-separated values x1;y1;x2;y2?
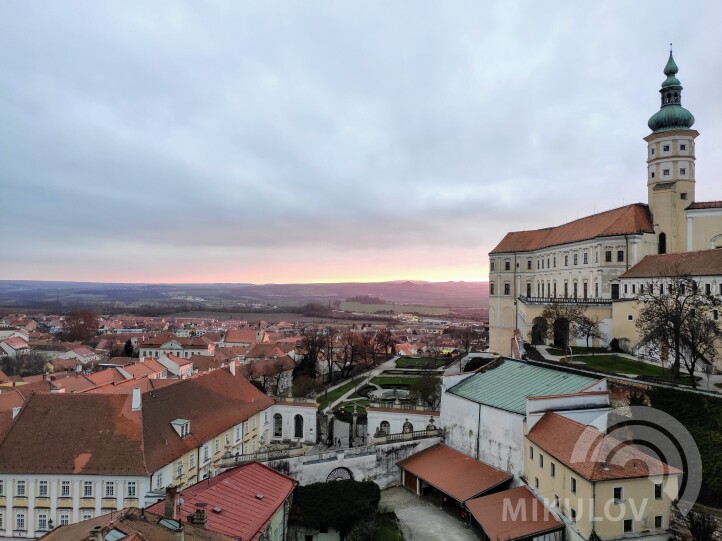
645;47;699;254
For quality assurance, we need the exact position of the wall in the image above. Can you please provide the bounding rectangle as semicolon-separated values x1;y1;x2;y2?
367;409;438;438
265;437;441;488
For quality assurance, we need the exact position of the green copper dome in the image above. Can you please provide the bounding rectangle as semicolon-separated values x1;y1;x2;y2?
647;49;694;133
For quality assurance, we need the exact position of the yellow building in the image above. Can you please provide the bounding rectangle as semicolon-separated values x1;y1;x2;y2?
489;50;722;356
525;412;680;541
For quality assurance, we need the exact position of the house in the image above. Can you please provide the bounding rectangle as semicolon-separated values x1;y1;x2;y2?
37;507;234;541
0;368;275;538
157;354;194;378
525;412;680;540
58;347;101;364
489;51;722;356
0;337;31;358
147;462;296;541
138;333;215;359
219;328;268;348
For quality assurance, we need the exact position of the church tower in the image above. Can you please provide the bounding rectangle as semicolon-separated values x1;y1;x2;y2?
645;47;698;254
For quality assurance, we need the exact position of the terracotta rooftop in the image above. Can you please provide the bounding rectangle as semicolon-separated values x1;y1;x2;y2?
40;507;233;541
526;412;681;481
397;444;512;502
490;204;654;254
687;200;722;210
223;328;263;344
466;486;564;541
148;462;296;540
620;249;722;278
0;369;274;475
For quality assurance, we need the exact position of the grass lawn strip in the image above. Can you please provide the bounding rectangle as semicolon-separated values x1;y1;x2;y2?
318;378;362;410
572;354;666;376
395;357;449;369
370;376;419;387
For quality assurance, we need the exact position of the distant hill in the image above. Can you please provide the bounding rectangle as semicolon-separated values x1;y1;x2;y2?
0;280;488;311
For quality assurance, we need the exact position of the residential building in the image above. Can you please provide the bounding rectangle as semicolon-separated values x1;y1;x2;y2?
138;333;214;359
525;412;680;541
147;462;296;541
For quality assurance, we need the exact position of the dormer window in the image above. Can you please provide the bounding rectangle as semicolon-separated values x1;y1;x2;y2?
171;419;191;438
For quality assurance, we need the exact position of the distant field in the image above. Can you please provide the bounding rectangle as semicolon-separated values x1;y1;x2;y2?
171;311;365;324
339;302;449;315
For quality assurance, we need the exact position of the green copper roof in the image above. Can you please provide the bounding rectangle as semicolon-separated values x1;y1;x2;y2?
664;51;678;76
648;48;694;133
446;359;600;415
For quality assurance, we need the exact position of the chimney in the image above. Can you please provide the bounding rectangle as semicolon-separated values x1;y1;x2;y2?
12;406;21;419
164;485;178;520
229;360;236;376
131;387;141;411
90;525;103;541
193;503;207;527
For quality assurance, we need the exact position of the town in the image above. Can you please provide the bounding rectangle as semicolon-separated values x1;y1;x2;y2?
2;3;722;541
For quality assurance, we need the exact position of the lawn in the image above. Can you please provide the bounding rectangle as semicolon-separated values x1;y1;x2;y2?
395;356;449;369
336;399;371;416
572;355;667;376
546;346;609;356
370;376;418;388
317;377;363;410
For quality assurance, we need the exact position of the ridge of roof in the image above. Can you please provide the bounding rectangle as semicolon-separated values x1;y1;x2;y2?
490;203;653;254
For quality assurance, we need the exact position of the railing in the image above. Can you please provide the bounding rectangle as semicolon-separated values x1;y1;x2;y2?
518;295;612;306
373;428;443;445
367;402;438;412
219;446;305;467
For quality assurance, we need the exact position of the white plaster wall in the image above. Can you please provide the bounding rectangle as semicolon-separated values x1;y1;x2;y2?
367;410;437;437
270;404;317;443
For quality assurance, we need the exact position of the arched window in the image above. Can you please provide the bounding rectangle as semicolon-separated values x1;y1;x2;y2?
658;233;667;254
294;414;303;438
379;421;390;435
273;413;282;437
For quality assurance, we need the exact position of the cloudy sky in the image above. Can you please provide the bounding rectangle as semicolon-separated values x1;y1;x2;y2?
1;1;721;284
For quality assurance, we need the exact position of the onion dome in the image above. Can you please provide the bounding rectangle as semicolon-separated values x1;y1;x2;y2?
648;47;695;133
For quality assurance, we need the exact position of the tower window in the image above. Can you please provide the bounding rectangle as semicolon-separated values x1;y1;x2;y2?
663;169;670;176
490;283;495;295
490;261;494;271
663;145;670;151
651;171;655;178
650;147;655;155
680;193;687;200
527;259;532;270
680;144;686;151
659;232;666;254
680;168;686;175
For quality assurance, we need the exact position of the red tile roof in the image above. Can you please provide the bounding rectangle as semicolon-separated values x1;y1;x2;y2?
620;249;722;278
0;393;147;475
223;329;262;345
687;200;722;210
490;204;653;254
148;462;296;540
526;412;681;481
397;444;512;502
0;369;274;475
466;486;563;541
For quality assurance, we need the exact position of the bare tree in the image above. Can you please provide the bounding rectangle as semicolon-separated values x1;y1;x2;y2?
576;315;604;354
374;329;395;358
62;310;100;342
298;327;328;379
539;302;586;347
636;272;721;380
678;309;721;388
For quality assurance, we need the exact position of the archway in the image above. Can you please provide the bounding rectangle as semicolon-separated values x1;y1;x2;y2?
553;318;569;347
326;467;353;482
294;414;303;438
531;317;547;345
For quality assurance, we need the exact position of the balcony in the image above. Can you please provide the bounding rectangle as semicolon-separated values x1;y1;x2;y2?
518;295;612;306
372;428;443;445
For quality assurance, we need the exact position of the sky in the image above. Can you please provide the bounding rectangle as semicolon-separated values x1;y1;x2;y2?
1;1;721;284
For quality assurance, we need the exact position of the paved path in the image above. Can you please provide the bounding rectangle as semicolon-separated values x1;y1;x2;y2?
322;356;400;413
380;487;477;541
